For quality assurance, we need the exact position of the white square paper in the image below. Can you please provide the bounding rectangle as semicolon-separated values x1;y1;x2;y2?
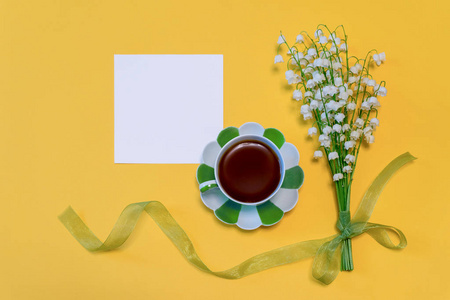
114;54;223;163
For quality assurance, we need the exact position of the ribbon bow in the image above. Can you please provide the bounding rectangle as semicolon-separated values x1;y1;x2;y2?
59;152;415;284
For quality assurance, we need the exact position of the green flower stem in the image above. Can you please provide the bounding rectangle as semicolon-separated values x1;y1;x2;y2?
341;238;354;271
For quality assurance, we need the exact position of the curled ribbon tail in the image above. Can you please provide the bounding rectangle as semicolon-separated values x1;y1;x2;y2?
352;152;417;224
363;223;407;249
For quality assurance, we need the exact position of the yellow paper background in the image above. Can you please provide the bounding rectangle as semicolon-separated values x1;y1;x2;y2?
1;0;449;299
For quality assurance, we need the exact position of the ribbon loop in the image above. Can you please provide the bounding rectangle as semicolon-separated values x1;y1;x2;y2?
364;223;407;250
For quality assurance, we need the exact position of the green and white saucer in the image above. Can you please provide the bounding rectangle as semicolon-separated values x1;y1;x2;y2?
196;122;304;230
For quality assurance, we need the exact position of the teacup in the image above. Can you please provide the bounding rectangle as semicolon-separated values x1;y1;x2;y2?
202;134;285;206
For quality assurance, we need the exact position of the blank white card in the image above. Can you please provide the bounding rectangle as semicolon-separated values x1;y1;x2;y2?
114;55;223;163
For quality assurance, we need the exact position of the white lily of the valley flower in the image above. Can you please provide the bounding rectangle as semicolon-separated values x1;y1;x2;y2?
374;85;387;96
344;140;356;150
343;166;352;173
350;66;359;74
291;53;304;66
287;47;297;55
348;76;357;84
339;43;347;51
332;62;342;71
318;134;328;143
328;152;339;160
350;131;361;140
368;96;380;107
314;89;323;100
285;70;301;84
313;150;323;159
328;33;341;45
306;79;316;88
370;118;379;128
333;173;344;181
355;63;363;72
373;52;386;66
342;124;351;132
323;85;339;96
304;91;313;98
310;100;319;109
274;55;284;64
293;90;303;101
333;124;342;133
355;118;364;128
325;100;340;112
319;36;328;44
300;104;310;115
334;77;343;86
365;134;375;143
363;126;373;136
314;29;323;38
367;79;376;87
308;48;317;57
296;34;304;43
361;101;371;111
319;134;331;148
335;113;345;123
347;102;357;110
338;90;349;101
323;126;332;135
340;134;346;142
312;71;325;84
305;65;314;72
313;58;324;67
277;35;285;45
303;112;313;120
308;127;318;136
361;77;369;86
345;154;355;164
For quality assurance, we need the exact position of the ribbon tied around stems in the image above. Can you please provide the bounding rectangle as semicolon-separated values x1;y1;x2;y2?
59;152;416;285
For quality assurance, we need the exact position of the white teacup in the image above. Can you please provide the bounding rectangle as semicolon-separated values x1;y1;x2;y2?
202;134;285;206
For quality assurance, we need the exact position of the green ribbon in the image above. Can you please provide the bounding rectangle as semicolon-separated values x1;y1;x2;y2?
59;152;416;284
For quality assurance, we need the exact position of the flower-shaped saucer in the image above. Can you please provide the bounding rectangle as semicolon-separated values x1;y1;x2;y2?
196;122;304;230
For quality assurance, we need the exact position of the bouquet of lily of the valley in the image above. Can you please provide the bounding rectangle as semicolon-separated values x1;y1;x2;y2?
275;25;388;271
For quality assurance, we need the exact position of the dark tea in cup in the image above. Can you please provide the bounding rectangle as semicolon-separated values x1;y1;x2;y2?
217;140;282;203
